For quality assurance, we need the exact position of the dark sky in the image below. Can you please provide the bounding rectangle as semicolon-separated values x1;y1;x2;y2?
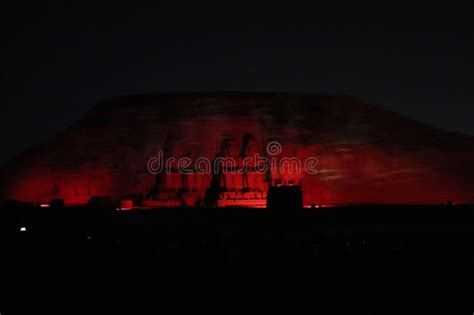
1;2;473;164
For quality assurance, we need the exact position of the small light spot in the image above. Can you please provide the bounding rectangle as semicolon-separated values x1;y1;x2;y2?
20;227;26;232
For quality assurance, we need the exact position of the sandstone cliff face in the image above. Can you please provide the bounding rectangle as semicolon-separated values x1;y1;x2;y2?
1;92;473;205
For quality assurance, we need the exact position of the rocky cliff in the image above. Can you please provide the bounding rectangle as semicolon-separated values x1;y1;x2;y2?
1;92;473;205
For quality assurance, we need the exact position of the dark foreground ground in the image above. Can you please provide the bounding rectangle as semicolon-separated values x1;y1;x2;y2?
1;204;474;314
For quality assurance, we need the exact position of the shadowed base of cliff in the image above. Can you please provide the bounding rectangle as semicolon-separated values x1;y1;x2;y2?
1;205;474;314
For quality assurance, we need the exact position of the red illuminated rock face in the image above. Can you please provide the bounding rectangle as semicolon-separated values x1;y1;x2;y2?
1;92;474;206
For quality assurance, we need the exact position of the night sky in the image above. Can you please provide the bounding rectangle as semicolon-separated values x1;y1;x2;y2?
1;2;473;164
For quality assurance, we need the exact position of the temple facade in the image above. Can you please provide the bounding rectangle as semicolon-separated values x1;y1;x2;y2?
1;92;474;206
